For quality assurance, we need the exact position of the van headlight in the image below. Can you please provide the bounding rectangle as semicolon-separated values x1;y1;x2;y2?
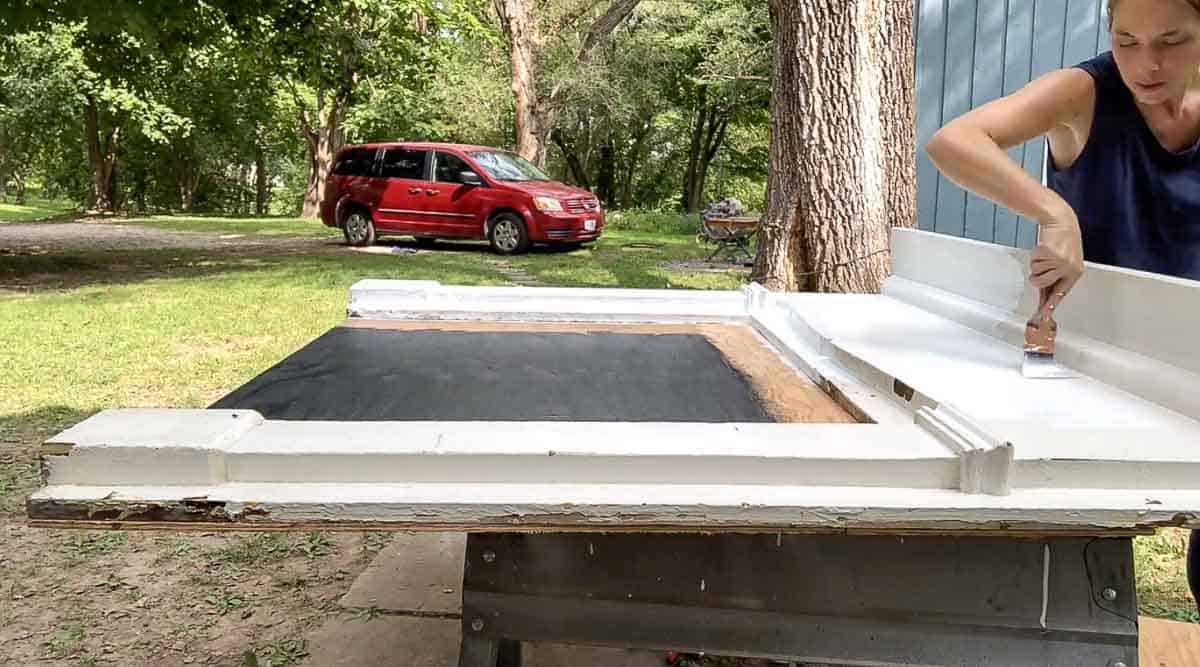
533;197;563;212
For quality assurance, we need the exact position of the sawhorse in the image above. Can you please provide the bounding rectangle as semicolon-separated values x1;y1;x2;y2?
457;532;1139;667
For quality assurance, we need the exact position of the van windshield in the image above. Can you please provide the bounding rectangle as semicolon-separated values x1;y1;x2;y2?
468;151;551;182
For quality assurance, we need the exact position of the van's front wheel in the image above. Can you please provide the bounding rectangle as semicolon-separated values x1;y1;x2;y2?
343;210;376;247
488;213;530;255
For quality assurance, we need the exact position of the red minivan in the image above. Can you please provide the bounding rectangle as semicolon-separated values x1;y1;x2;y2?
320;142;604;254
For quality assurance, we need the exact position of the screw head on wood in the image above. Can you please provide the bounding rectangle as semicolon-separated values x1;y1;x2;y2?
482;549;497;564
1101;588;1118;602
471;618;485;632
1110;661;1127;667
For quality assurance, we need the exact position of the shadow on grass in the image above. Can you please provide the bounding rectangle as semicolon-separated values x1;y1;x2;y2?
0;230;639;294
0;243;513;294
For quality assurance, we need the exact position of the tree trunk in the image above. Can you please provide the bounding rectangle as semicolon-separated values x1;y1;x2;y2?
301;93;346;219
682;88;707;213
134;170;147;213
84;94;120;213
621;121;651;209
682;89;729;214
496;0;641;168
752;0;916;293
255;133;269;216
0;127;8;203
552;131;590;189
597;132;617;207
494;0;543;165
178;154;199;212
12;173;25;204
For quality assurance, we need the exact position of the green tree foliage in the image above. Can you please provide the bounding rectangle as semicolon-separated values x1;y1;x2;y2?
0;0;770;217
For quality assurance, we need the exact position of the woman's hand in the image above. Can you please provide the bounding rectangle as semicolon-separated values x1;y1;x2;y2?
1030;212;1084;318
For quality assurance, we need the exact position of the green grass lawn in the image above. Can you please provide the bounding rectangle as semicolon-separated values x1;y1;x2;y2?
0;197;77;222
0;220;745;444
0;213;1195;624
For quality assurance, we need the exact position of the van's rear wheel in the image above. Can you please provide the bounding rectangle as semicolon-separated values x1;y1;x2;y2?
489;213;530;255
343;210;376;247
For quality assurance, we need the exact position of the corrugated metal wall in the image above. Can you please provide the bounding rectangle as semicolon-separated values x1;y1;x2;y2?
915;0;1109;247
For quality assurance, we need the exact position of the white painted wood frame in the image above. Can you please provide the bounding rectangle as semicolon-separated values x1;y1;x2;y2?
29;229;1200;534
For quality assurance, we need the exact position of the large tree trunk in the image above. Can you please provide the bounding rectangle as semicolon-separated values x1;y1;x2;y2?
301;93;346;219
494;0;544;165
496;0;641;168
84;94;120;213
753;0;916;293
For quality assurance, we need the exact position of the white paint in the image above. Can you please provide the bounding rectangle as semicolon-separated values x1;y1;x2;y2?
45;409;261;486
890;228;1200;375
887;228;1200;419
748;299;916;425
49;412;961;489
914;405;1013;496
884;273;1200;421
347;279;748;323
770;291;1200;434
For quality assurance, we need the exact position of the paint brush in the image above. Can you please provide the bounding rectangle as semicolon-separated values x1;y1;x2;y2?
1021;301;1076;379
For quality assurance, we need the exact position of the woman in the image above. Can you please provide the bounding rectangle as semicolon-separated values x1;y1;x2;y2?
926;0;1200;612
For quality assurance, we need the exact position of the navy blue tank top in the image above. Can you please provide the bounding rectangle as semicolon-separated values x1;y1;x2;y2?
1047;52;1200;280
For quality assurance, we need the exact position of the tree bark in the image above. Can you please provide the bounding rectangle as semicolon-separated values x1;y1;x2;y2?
494;0;542;165
84;94;120;213
301;92;346;219
752;0;916;293
496;0;641;168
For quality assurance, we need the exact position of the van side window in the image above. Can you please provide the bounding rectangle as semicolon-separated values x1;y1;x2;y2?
332;148;374;176
380;148;428;180
434;152;473;183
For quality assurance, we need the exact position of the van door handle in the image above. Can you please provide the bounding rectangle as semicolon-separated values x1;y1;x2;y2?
426;189;440;196
408;187;422;195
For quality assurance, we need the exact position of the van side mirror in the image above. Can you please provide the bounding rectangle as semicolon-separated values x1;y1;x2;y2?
460;171;483;186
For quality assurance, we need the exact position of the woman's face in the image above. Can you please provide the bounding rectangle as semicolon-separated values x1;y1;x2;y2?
1111;0;1200;104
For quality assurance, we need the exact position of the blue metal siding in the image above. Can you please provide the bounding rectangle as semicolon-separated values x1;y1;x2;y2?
915;0;1109;246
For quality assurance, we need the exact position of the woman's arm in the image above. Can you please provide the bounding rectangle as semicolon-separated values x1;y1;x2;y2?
925;68;1096;314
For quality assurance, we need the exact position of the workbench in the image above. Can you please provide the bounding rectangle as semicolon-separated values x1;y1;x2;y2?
27;229;1200;666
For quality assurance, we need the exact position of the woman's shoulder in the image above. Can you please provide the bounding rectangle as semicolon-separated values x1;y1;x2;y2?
1072;51;1126;96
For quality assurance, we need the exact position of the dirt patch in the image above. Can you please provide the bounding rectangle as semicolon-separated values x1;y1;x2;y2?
1;433;389;666
1;490;389;666
343;319;856;423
